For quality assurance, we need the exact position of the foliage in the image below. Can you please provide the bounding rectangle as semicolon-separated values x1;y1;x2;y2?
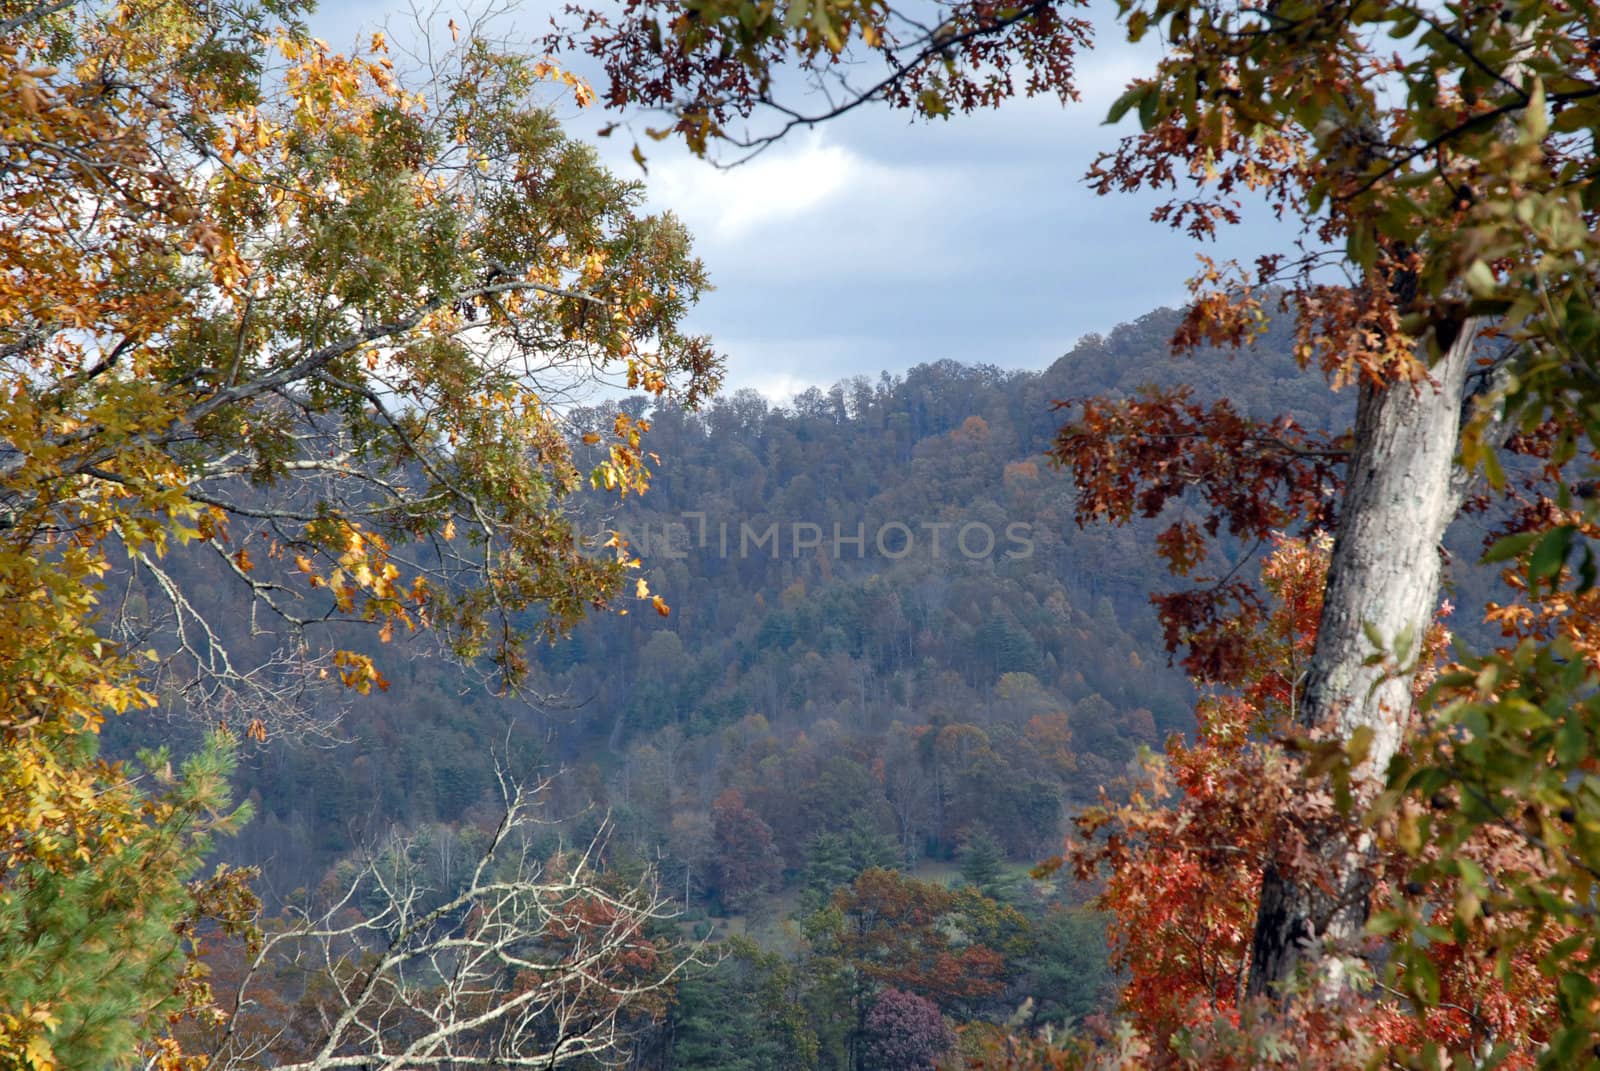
801;814;899;910
4;0;717;709
1060;0;1600;1053
168;306;1399;1068
671;937;819;1071
1;0;718;1062
1379;615;1600;1066
1013;907;1113;1032
0;733;253;1071
1052;390;1343;682
709;787;782;911
1059;538;1318;1048
822;868;1029;1014
958;823;1010;899
547;0;1089;159
159;308;1324;956
1061;537;1574;1067
554;0;1600;1054
861;988;955;1071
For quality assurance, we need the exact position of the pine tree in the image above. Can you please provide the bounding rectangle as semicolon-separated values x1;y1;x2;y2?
958;824;1008;898
802;815;898;911
0;734;250;1069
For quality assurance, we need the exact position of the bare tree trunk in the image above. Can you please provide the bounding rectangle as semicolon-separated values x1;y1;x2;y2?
1246;323;1478;998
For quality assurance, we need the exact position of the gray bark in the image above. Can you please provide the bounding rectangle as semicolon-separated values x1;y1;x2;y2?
1246;322;1479;998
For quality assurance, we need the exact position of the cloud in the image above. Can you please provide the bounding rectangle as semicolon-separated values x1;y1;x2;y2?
705;332;908;400
631;130;962;289
304;0;1299;403
741;369;818;403
647;135;859;243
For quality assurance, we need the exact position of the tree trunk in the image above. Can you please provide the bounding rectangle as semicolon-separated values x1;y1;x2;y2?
1246;323;1478;998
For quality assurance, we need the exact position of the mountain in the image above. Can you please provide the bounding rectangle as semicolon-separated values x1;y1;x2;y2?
105;303;1355;893
101;300;1531;1066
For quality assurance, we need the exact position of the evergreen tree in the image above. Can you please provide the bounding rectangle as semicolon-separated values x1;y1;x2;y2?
958;824;1008;898
801;832;855;911
0;734;250;1069
671;939;817;1071
801;814;897;911
842;813;899;874
1017;908;1114;1030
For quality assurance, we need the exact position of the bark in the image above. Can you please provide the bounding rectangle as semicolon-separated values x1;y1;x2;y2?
1246;322;1479;998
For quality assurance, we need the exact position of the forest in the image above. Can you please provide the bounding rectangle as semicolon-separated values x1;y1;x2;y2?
106;311;1307;1065
5;0;1600;1069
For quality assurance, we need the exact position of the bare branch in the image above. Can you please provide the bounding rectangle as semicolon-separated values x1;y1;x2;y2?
193;773;700;1071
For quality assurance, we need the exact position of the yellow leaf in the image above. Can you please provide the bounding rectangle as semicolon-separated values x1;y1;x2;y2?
24;1034;55;1071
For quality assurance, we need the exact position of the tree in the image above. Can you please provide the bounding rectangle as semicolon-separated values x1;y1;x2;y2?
861;989;956;1071
546;0;1088;162
958;823;1008;899
823;868;1028;1015
1059;537;1568;1066
1046;1;1597;1013
1014;908;1112;1032
0;734;253;1071
5;0;716;714
3;0;717;1062
174;771;690;1070
802;813;898;910
671;937;819;1071
802;868;1027;1069
561;0;1600;1052
709;788;782;911
1061;537;1334;1050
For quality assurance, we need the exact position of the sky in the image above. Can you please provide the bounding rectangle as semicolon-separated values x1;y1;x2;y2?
308;0;1288;401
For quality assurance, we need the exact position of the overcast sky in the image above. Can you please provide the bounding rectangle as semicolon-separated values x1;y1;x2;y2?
309;0;1287;400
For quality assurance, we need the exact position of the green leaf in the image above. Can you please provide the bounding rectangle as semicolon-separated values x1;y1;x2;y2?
1137;87;1160;131
1347;225;1376;269
1366;910;1404;937
1464;259;1497;297
1523;76;1548;141
1498;697;1553;731
1106;81;1150;126
1482;530;1540;564
1558;969;1596;1012
1557;717;1587;764
1393;621;1416;664
1528;526;1574;585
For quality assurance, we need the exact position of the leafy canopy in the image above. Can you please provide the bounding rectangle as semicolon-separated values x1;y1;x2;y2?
1;0;719;1062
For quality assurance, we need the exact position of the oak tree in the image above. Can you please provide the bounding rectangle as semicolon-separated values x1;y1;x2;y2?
2;0;717;1062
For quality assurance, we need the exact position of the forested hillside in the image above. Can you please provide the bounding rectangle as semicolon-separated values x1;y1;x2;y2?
15;0;1600;1064
176;305;1329;888
91;304;1368;1066
96;296;1539;1068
